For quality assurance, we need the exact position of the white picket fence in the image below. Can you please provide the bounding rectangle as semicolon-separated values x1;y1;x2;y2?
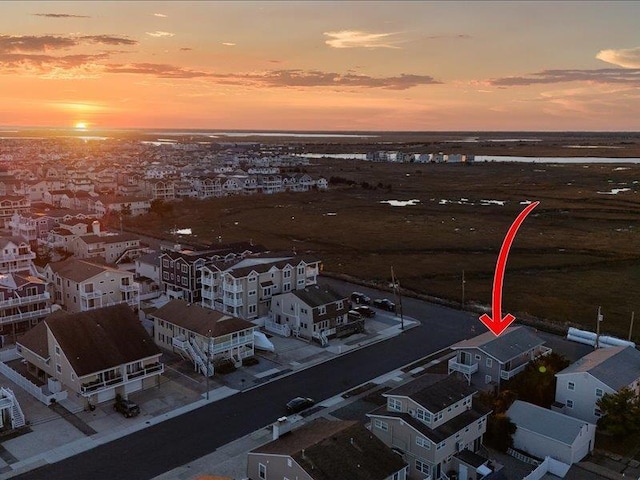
0;361;67;405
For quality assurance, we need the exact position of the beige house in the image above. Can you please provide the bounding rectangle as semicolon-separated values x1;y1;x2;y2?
367;375;493;480
151;299;255;377
43;258;140;313
0;236;38;276
201;255;321;320
72;229;143;264
247;418;408;480
17;304;163;407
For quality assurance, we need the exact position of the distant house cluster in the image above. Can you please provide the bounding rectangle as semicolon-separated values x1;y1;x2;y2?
366;151;475;163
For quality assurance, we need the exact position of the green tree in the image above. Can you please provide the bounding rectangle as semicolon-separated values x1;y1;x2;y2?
485;413;517;452
597;387;640;437
503;352;570;408
150;199;173;218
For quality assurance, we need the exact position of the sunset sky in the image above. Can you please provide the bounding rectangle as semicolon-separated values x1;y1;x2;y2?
1;1;639;131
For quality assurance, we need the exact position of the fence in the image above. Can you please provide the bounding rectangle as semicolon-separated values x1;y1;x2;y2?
523;457;570;480
0;361;67;405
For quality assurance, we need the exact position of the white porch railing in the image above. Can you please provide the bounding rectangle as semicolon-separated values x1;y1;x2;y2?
448;358;479;375
209;334;253;355
0;292;50;308
0;307;52;325
264;319;291;337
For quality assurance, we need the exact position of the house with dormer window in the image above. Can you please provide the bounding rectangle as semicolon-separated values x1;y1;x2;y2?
367;375;494;480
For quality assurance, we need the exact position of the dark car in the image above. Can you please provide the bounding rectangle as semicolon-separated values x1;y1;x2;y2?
354;305;376;318
351;292;371;305
374;298;396;312
286;396;315;413
114;396;140;418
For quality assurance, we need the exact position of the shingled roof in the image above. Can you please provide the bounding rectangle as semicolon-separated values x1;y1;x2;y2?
252;419;407;480
556;345;640;390
18;304;160;377
46;258;123;283
451;326;545;363
150;299;254;337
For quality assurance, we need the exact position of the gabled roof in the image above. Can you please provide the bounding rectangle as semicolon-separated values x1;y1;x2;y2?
556;346;640;390
252;419;406;480
507;400;593;445
18;304;160;377
0;272;45;290
47;258;124;283
451;326;545;363
0;236;28;249
291;284;346;308
150;299;254;337
385;374;477;413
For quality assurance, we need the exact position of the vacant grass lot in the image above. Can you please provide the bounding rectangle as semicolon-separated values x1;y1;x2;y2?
124;158;640;341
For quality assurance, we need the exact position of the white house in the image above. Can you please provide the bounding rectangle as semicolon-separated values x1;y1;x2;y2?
554;346;640;423
507;400;595;465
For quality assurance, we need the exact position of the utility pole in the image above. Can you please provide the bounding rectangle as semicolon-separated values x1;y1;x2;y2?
206;329;212;400
595;306;603;349
391;266;404;330
629;311;635;341
461;270;466;308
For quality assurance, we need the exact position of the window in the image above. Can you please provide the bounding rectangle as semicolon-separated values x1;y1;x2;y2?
181;265;188;273
568;381;575;391
595;388;603;398
594;407;602;418
283;269;291;278
258;463;266;480
337;300;343;309
298;266;304;275
485;375;492;384
486;357;492;368
389;398;402;411
436;441;446;450
318;305;326;315
287;458;292;468
248;305;256;314
475;354;481;360
71;373;76;381
416;408;431;423
249;289;256;296
416;436;430;449
566;399;574;408
55;345;60;355
56;364;62;373
374;419;388;431
163;259;169;267
415;460;430;474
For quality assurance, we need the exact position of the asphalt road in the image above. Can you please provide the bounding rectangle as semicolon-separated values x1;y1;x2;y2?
16;277;588;480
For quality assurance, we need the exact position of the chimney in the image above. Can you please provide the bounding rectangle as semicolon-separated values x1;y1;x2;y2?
92;220;100;235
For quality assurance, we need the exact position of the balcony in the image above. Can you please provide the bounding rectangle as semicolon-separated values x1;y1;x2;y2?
120;282;140;293
223;282;243;294
201;275;215;287
0;306;52;325
0;252;36;262
0;292;50;308
208;334;254;355
448;357;479;375
126;362;164;380
80;289;102;300
80;363;163;395
224;296;243;307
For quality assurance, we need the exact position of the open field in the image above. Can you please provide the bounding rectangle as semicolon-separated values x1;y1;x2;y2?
122;141;640;341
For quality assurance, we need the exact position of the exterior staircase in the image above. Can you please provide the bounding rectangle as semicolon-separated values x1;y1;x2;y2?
0;387;26;429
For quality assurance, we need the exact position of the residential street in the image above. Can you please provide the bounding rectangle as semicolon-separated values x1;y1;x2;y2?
14;277;591;480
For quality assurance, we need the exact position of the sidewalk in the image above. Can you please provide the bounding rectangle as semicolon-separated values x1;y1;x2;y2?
1;313;418;479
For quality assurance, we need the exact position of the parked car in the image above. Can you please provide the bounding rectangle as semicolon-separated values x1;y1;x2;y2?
286;396;315;413
354;305;376;318
351;292;371;305
374;298;396;312
114;395;140;418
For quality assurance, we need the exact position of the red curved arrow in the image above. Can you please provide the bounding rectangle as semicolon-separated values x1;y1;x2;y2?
480;201;540;336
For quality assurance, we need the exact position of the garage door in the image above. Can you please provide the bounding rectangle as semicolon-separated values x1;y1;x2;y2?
124;380;142;395
97;388;116;403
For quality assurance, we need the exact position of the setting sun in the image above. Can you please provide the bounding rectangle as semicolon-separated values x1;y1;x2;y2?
74;122;88;130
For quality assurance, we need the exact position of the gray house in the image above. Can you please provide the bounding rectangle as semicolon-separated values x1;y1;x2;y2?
247;418;408;480
507;400;595;465
448;326;551;388
554;345;640;423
